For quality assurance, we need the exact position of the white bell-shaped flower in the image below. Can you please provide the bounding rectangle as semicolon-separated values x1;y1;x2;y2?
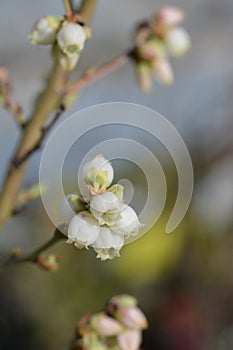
165;27;191;57
29;16;62;45
57;22;86;57
92;227;124;261
67;211;100;248
81;155;114;195
112;205;143;237
90;192;122;226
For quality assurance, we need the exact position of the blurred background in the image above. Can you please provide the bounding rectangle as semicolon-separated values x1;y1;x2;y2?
1;0;233;349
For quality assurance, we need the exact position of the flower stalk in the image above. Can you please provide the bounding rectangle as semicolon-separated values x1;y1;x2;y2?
1;228;66;269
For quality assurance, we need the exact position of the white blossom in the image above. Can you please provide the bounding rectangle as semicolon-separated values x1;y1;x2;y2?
92;227;124;261
29;16;62;45
165;27;191;57
90;192;122;226
57;22;86;57
112;205;143;237
81;154;114;195
67;211;99;248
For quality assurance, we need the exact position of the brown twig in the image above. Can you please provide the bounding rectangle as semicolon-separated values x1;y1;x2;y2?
0;68;25;127
66;54;129;94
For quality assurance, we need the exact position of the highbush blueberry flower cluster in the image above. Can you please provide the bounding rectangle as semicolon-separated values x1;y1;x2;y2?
29;15;91;71
133;6;191;92
70;294;148;350
63;155;143;261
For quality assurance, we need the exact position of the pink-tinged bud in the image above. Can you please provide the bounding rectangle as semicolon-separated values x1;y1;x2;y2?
117;330;142;350
37;254;60;272
90;313;123;336
106;295;138;315
117;306;148;330
157;7;185;25
153;59;174;86
137;39;166;62
0;67;9;84
136;63;152;93
78;333;108;350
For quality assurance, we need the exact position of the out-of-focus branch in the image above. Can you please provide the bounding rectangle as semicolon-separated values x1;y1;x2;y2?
63;0;73;17
80;0;97;23
11;104;65;168
66;54;129;94
0;67;25;127
1;227;66;269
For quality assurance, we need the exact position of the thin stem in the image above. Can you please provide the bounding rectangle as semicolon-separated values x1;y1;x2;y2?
4;99;25;127
63;0;73;17
80;0;98;23
0;73;25;127
66;54;129;94
12;104;65;168
1;228;66;268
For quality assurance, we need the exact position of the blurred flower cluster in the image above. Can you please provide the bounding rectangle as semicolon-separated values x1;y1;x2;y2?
63;155;143;261
29;14;91;70
70;294;148;350
133;6;191;92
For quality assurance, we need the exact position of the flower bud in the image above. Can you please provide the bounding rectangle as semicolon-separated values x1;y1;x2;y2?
59;52;80;71
57;22;86;57
157;7;185;25
106;295;138;315
108;184;124;202
136;63;152;93
153;58;174;85
137;39;166;62
79;334;108;350
67;211;100;248
90;313;123;336
112;205;143;237
90;192;122;226
92;227;124;261
117;330;142;350
60;194;87;223
0;67;9;84
29;16;62;45
116;306;148;330
165;27;191;57
37;254;60;272
81;155;114;195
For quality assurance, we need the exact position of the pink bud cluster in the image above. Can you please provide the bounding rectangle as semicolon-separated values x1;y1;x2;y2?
37;254;60;272
133;7;190;92
70;294;148;350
